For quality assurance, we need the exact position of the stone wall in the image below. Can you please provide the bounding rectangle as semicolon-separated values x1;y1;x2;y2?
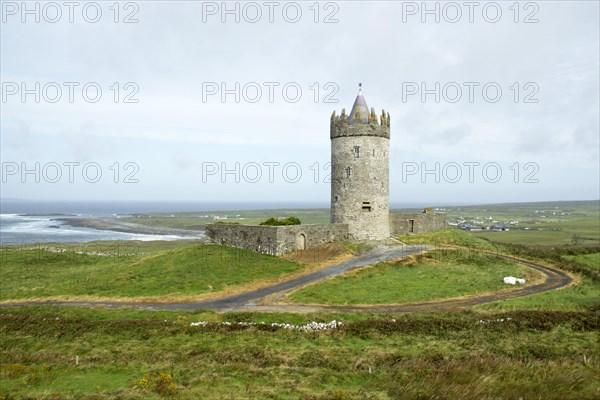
205;223;349;255
389;212;447;236
205;224;278;254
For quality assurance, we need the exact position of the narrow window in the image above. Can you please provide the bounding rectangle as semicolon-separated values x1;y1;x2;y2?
353;146;360;159
346;167;352;178
372;149;375;157
362;201;372;212
409;219;415;233
334;196;339;203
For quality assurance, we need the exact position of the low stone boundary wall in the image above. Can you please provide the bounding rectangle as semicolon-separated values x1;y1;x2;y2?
205;223;348;255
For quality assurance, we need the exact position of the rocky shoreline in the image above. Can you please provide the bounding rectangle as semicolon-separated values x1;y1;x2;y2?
54;217;205;238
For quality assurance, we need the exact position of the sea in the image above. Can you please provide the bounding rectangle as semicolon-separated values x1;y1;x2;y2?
0;199;331;245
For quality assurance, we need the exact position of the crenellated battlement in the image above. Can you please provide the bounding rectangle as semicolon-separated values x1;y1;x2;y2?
330;107;390;139
330;86;391;240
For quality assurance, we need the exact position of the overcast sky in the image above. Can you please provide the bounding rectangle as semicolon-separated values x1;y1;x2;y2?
1;0;598;206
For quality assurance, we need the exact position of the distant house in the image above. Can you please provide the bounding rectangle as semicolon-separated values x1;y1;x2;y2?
491;224;510;232
460;224;484;231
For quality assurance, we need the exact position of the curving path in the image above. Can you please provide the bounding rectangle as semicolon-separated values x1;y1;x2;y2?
1;246;573;313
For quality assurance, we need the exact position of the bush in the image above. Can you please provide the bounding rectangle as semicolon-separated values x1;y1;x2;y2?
132;371;177;397
259;216;301;226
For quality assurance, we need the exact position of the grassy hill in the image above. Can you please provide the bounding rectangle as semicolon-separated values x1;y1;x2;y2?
288;250;541;305
0;242;304;302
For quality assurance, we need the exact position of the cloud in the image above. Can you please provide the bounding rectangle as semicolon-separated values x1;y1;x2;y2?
1;1;598;202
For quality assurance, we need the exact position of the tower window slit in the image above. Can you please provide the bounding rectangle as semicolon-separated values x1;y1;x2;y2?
346;167;352;178
354;146;360;159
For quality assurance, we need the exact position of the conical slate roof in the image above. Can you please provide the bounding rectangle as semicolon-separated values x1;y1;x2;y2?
348;87;369;124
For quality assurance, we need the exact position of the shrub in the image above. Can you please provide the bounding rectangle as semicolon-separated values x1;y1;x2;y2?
259;216;301;226
132;371;177;397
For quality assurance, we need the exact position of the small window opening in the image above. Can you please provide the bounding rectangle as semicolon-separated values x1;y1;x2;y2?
409;219;415;233
362;201;372;212
334;196;339;203
346;167;352;178
353;146;360;159
372;149;375;157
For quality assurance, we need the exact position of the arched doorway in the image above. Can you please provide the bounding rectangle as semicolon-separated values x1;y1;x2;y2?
296;234;306;251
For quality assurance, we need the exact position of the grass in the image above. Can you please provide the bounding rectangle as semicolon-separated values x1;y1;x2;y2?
564;253;600;271
478;249;600;312
0;306;598;399
2;202;600;398
288;250;541;305
474;218;600;246
443;200;600;247
0;242;305;301
478;277;600;311
121;208;331;229
394;228;600;312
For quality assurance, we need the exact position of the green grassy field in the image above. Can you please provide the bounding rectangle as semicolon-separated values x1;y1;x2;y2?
474;248;600;312
473;218;600;246
443;200;600;225
121;209;331;229
395;229;600;312
289;250;540;305
564;253;600;271
477;277;600;311
1;306;598;400
2;201;600;399
446;200;600;246
0;242;304;301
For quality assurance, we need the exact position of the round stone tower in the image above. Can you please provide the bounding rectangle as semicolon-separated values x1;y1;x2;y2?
330;85;391;240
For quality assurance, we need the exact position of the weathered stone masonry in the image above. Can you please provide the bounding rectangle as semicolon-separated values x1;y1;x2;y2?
206;223;348;256
390;211;447;236
330;88;391;241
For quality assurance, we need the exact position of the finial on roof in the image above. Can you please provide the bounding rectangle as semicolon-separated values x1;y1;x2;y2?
348;83;369;124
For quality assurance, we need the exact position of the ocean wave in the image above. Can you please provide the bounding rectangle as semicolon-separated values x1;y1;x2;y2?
0;213;203;244
0;213;23;219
